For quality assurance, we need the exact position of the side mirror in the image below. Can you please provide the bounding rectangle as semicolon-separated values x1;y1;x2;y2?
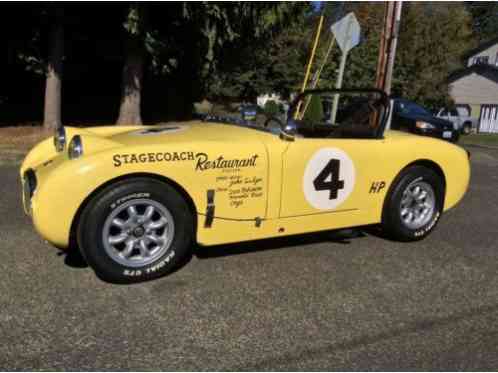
280;119;297;142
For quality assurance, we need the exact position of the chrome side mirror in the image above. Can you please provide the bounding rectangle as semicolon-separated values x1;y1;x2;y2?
280;120;297;142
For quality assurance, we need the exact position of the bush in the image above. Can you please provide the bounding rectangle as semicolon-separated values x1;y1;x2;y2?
264;100;281;117
302;94;324;123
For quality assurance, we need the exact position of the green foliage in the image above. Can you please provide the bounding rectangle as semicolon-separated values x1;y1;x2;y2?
393;3;476;109
302;94;324;123
466;2;498;43
2;1;487;121
208;3;311;99
264;100;281;117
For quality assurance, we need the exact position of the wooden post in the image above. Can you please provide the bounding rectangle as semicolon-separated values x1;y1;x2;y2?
384;2;402;95
375;1;402;130
375;1;402;95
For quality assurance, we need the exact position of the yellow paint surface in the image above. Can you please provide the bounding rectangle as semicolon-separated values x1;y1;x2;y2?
21;122;470;248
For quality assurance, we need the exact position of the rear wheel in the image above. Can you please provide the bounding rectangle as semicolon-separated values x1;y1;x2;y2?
381;166;444;241
77;178;193;283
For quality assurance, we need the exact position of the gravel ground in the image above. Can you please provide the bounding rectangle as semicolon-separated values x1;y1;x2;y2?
0;146;497;371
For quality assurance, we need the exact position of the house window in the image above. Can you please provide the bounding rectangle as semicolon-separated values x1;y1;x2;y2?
473;56;489;65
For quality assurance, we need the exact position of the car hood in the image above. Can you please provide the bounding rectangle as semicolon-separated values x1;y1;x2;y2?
417;114;453;128
399;113;453;129
21;121;273;174
106;121;271;146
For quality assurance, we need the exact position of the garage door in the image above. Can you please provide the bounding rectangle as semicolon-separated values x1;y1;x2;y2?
479;105;498;133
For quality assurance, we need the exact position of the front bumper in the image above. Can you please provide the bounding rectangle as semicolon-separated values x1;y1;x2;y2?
414;128;458;142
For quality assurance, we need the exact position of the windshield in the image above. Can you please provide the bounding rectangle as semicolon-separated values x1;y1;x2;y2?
288;91;387;139
396;100;430;116
201;102;284;136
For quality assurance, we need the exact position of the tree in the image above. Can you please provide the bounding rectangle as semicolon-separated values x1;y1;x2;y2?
3;4;67;129
43;7;64;130
206;3;310;100
393;3;475;109
302;94;324;123
467;2;498;43
116;3;146;125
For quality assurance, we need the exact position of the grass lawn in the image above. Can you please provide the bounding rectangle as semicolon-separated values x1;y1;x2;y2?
460;133;498;147
0;126;51;165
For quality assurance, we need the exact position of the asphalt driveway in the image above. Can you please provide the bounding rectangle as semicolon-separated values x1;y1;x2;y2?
0;146;497;370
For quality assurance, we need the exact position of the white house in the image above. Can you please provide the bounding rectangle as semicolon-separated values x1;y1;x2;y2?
448;37;498;133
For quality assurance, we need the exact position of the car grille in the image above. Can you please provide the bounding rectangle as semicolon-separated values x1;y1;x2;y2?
22;169;37;215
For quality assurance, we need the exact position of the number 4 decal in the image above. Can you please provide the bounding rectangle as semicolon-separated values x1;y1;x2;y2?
313;159;345;200
303;148;355;210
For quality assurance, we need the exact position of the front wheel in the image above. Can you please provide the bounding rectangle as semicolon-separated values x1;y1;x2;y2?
381;166;444;241
77;178;194;283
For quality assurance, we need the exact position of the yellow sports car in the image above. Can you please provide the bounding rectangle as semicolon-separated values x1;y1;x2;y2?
20;89;470;283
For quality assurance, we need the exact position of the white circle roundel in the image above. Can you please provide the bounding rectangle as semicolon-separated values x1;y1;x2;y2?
303;148;355;210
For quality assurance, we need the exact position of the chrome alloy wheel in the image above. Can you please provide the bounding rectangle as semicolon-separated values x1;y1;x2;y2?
399;180;436;230
102;199;175;267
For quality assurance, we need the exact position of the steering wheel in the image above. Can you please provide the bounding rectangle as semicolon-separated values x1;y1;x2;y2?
263;116;284;129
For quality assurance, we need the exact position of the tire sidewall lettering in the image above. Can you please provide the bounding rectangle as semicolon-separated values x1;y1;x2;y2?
413;211;440;237
110;192;151;210
123;249;176;277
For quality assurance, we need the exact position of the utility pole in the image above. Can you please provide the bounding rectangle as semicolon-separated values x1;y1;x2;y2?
375;1;402;95
375;1;402;130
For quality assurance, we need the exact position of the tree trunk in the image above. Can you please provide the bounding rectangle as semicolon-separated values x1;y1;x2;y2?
116;42;144;125
43;15;64;130
116;4;146;126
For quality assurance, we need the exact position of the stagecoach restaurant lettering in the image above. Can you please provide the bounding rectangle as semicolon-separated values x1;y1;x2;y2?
112;151;259;172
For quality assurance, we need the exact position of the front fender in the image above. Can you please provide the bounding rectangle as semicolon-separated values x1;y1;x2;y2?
30;151;195;248
29;139;269;248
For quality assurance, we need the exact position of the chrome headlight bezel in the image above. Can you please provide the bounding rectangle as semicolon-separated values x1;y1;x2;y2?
54;126;66;152
68;135;83;160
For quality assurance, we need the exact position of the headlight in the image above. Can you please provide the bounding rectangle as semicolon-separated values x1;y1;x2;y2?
415;121;436;130
54;126;66;152
68;135;83;159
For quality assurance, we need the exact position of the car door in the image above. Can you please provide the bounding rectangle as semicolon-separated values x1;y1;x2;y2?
279;137;385;218
279;90;388;219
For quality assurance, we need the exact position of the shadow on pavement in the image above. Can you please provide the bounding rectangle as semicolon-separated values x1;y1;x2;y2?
194;229;367;259
60;228;369;278
59;246;88;268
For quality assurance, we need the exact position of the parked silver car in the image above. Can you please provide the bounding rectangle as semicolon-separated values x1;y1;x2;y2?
436;106;478;134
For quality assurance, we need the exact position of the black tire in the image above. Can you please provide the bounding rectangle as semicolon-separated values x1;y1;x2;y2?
381;166;444;242
77;178;194;283
462;122;472;135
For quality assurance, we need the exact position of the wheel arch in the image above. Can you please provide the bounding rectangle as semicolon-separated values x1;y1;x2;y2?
69;172;199;248
383;159;447;213
403;159;446;191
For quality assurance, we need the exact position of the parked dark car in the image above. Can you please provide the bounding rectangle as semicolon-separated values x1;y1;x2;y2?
391;98;459;143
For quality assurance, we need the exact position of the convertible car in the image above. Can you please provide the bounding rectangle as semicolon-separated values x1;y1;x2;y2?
20;89;470;283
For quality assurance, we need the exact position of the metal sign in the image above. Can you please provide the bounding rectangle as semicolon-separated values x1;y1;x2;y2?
331;13;360;54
